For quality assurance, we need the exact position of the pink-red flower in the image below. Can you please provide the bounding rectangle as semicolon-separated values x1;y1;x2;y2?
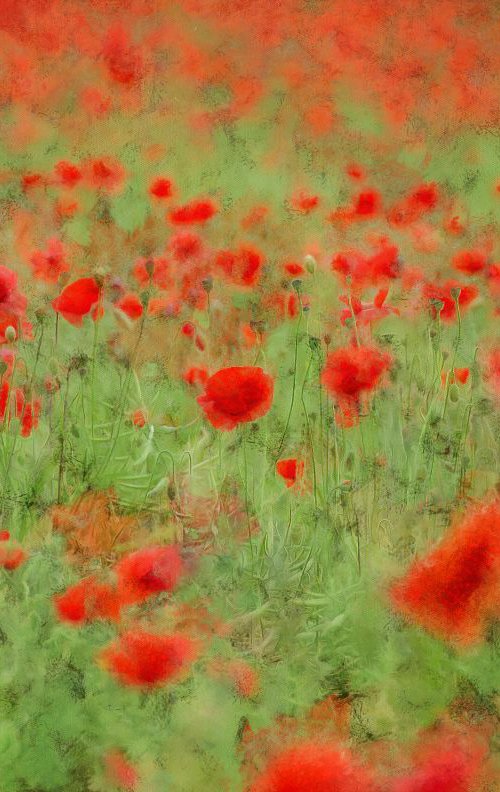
197;366;274;430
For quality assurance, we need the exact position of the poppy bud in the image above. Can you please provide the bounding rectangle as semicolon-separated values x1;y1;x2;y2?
202;276;213;293
304;254;316;273
449;384;460;403
144;259;155;278
167;481;176;501
4;326;16;343
291;279;302;293
450;286;462;301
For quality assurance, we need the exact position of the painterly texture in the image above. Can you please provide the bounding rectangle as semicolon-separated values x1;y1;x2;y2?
0;1;498;790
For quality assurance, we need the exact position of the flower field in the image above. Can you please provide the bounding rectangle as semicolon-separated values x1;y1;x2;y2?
0;1;499;790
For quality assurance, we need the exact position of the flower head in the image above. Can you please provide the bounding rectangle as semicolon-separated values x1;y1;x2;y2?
197;366;274;431
100;630;197;687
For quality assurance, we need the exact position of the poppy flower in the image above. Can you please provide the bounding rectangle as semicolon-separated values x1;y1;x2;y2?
321;344;392;424
102;24;144;86
197;366;274;431
390;499;500;644
276;458;304;488
391;728;488;792
215;245;264;288
331;244;400;288
250;740;376;792
52;278;101;326
241;204;269;230
115;293;143;321
422;281;478;321
484;348;500;399
0;266;27;319
209;658;260;698
114;544;183;606
284;262;305;277
0;544;27;570
54;577;121;624
84;157;126;193
20;398;41;438
104;750;139;790
53;161;82;189
183;367;209;387
29;238;69;283
131;408;148;427
132;256;171;290
452;249;487;275
149;177;174;199
169;231;202;262
440;368;469;386
168;199;217;225
100;630;197;687
339;289;398;326
290;190;319;214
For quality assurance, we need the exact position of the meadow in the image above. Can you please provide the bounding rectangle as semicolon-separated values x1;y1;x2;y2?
0;1;499;790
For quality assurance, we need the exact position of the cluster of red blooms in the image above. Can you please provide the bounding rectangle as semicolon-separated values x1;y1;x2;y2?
54;544;198;688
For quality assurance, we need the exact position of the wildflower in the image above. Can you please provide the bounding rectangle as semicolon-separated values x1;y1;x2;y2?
290;190;319;214
183;367;209;387
441;368;469;386
102;24;144;86
276;458;304;488
29;238;69;283
83;157;126;193
452;249;487;275
215;245;264;288
339;289;398;326
390;499;500;644
250;740;375;792
149;177;174;199
484;348;500;399
169;231;202;262
104;750;139;790
132;256;171;289
0;544;27;570
321;344;392;424
53;161;82;189
283;262;305;277
197;366;274;431
115;293;143;320
52;277;101;326
100;630;197;687
168;199;217;225
131;408;147;427
422;281;478;321
114;545;183;606
54;577;121;624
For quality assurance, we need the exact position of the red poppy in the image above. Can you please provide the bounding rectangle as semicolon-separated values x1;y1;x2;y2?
216;245;264;288
114;545;183;606
104;751;139;790
388;182;439;226
290;190;319;214
241;204;269;230
169;231;202;262
20;398;41;438
250;741;375;792
353;188;381;217
53;161;82;189
283;262;305;277
149;177;174;199
168;199;217;225
346;163;365;180
115;293;143;321
452;249;487;275
331;244;400;288
321;344;392;424
131;408;148;427
183;367;209;387
440;368;469;387
102;24;144;86
197;366;274;431
54;577;121;624
84;157;126;193
132;256;171;290
0;266;27;319
276;458;304;488
390;499;500;644
52;278;101;326
100;630;197;687
29;238;69;283
422;281;478;321
484;348;500;399
0;544;27;570
339;289;398;326
392;729;488;792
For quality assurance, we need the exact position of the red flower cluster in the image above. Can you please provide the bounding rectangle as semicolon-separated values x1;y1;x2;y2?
422;281;478;322
321;344;392;425
197;366;274;431
390;499;500;644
